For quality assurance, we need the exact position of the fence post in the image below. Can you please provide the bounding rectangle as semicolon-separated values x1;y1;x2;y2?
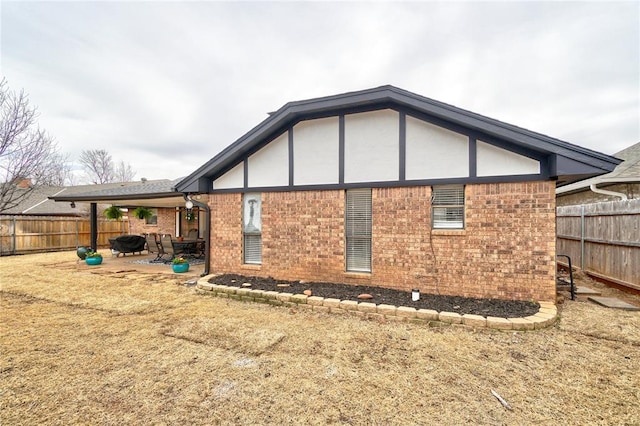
12;216;17;255
580;204;585;270
75;218;79;248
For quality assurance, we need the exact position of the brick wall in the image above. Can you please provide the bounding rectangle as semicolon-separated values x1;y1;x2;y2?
262;191;345;282
431;182;556;302
129;208;175;236
208;193;243;272
206;181;556;302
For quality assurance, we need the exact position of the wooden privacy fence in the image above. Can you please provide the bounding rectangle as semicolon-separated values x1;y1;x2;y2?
0;216;129;256
556;199;640;288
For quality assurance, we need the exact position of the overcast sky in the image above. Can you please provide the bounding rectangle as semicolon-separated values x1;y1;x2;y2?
1;1;638;183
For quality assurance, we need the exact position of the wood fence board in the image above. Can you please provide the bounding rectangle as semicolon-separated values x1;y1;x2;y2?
0;216;130;255
557;199;640;286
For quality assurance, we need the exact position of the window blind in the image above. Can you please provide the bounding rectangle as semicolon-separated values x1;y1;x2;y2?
346;188;372;272
243;193;262;264
243;234;262;264
432;185;465;229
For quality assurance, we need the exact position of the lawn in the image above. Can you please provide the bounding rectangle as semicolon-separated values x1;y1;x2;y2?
1;252;639;425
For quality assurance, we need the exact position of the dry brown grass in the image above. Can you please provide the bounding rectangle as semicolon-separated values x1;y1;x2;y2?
1;251;639;425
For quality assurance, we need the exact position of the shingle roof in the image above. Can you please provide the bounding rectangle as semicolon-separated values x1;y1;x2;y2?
52;179;179;200
1;185;69;215
608;142;640;179
556;142;640;195
3;180;183;216
175;85;621;192
48;179;186;209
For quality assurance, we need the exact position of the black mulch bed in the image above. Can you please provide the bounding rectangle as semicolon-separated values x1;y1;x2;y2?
209;274;540;318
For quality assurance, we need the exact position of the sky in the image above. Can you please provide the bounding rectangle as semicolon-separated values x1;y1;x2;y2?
1;1;638;183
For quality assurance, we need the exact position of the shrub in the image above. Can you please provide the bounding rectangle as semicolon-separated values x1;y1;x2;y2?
85;251;102;258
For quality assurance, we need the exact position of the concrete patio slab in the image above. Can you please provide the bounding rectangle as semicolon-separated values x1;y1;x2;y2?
588;296;640;311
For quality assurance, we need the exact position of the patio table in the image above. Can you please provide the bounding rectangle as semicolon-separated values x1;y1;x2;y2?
172;239;202;257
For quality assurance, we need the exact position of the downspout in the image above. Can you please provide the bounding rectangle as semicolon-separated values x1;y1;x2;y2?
183;194;211;276
589;183;628;201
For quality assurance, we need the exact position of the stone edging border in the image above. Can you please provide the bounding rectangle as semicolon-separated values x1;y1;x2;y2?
195;275;557;330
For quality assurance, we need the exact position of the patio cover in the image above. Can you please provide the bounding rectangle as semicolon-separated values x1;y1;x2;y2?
49;179;186;251
49;179;185;208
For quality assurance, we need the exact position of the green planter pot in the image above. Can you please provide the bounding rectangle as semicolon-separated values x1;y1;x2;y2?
85;257;103;265
172;263;189;273
77;247;89;260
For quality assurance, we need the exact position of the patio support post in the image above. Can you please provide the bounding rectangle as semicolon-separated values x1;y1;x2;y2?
90;202;98;252
183;194;210;276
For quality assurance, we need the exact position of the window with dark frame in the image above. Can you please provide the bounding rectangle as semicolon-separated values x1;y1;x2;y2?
146;208;158;225
243;193;262;264
432;185;465;229
345;188;372;272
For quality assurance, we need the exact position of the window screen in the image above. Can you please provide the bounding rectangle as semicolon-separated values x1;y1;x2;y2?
243;193;262;264
345;188;372;272
432;185;465;229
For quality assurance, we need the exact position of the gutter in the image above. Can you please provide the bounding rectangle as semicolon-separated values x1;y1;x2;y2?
589;183;628;201
49;192;180;202
183;194;211;276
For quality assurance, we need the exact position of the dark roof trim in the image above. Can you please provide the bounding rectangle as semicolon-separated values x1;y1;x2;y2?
48;179;183;203
50;192;179;203
175;85;621;192
209;173;550;194
0;212;85;218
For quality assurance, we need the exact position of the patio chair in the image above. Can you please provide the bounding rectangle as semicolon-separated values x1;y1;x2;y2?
145;233;163;262
194;240;205;258
160;234;177;263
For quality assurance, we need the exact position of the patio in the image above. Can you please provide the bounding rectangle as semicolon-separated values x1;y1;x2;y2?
76;249;206;277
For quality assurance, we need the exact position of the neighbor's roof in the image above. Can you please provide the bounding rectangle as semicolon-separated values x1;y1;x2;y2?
2;185;70;216
2;181;147;216
175;85;621;193
48;179;186;208
556;141;640;195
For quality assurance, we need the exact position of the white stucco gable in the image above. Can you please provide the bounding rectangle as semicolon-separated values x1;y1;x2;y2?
176;86;620;194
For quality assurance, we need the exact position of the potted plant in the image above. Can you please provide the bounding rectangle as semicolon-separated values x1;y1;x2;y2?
85;251;103;265
171;257;189;273
104;205;124;221
132;206;154;221
76;246;89;260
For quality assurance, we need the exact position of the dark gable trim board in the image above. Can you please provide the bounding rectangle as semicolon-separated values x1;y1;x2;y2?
288;127;294;187
339;115;345;185
213;173;548;194
469;137;477;178
399;112;406;182
243;159;248;190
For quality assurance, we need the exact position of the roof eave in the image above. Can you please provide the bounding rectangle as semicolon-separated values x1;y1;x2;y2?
49;191;180;203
